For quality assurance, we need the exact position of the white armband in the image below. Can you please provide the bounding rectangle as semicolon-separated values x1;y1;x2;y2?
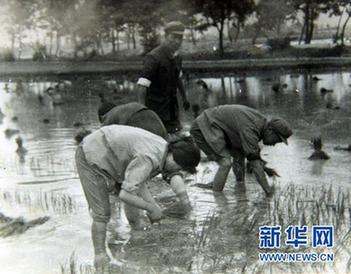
137;77;151;88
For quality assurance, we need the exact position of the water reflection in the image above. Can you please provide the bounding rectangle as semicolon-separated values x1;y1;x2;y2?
311;160;326;175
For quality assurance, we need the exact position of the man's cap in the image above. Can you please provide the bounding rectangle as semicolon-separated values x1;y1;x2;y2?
268;117;293;145
170;136;200;174
164;21;185;35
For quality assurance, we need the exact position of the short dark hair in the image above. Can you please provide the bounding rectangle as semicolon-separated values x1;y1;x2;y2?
169;136;200;174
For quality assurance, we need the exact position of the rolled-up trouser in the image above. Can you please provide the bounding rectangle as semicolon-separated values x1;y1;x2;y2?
128;109;169;140
230;149;245;182
75;146;120;223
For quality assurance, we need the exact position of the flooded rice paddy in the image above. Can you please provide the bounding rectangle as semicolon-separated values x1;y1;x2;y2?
0;69;351;273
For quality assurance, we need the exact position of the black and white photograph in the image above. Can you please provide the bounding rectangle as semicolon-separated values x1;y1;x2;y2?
0;0;351;273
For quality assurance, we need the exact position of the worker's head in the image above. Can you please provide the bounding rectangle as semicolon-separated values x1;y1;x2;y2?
263;117;293;146
165;136;200;174
97;102;116;123
164;21;185;52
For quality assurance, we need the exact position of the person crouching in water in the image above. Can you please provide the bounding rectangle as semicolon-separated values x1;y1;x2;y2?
190;104;292;197
308;135;330;160
75;125;200;271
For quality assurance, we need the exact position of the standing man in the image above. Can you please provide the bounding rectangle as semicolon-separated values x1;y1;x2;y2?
137;21;190;134
190;104;293;196
75;125;200;272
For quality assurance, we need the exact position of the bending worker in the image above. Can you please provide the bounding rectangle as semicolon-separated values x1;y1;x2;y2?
98;101;193;212
98;101;168;140
97;102;193;209
190;104;292;196
75;125;200;271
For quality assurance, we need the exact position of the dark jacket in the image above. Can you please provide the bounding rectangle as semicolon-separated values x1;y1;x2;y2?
194;104;268;160
102;102;147;126
140;44;181;122
102;102;168;140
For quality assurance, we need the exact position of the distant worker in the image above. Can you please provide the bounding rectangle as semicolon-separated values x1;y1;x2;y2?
98;101;168;140
190;104;293;196
137;21;190;134
75;125;200;272
308;135;330;160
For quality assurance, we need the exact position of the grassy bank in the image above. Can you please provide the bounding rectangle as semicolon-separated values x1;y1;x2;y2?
45;42;348;62
1;44;351;76
2;57;351;77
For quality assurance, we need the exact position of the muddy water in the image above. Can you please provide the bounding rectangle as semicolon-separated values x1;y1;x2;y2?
0;69;351;273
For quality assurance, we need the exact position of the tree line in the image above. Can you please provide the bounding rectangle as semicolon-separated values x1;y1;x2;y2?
1;0;350;59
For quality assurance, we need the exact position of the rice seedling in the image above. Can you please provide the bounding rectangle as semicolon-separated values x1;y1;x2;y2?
60;252;94;274
54;181;351;274
0;189;78;215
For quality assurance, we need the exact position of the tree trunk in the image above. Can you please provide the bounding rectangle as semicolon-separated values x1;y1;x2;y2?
111;29;116;53
341;14;351;46
18;33;23;59
227;19;233;43
55;31;61;57
131;25;137;49
218;21;224;57
11;33;16;53
335;7;346;44
73;33;78;58
276;19;282;38
98;34;104;55
234;21;240;42
306;7;314;44
304;3;311;44
299;21;306;45
307;19;314;44
95;40;99;55
49;31;54;56
116;30;120;51
252;24;261;45
127;26;131;50
190;27;197;45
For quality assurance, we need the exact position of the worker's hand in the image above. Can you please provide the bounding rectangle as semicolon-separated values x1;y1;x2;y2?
147;203;163;223
183;99;190;111
182;200;192;210
263;166;280;177
179;200;192;213
94;253;111;274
